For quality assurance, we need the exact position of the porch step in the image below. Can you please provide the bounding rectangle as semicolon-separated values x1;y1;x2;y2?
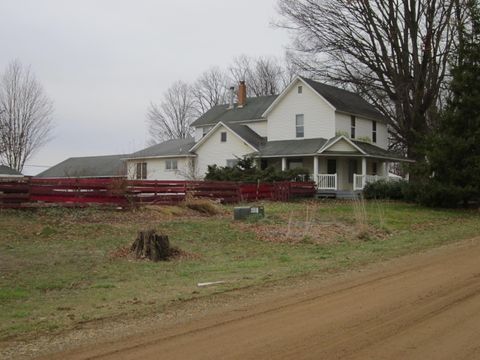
316;190;362;200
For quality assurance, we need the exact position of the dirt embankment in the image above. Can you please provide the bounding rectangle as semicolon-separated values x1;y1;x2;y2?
40;237;480;360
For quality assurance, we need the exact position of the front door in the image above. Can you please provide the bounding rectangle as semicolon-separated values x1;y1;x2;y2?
348;159;358;183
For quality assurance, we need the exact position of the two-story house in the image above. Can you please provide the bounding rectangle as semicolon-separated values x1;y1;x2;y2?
125;76;410;194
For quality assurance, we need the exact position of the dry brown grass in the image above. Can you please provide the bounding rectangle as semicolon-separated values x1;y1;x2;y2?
183;193;221;215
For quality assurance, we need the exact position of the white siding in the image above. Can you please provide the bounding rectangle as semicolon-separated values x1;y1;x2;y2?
335;113;388;149
327;139;359;152
267;79;336;141
195;124;255;178
194;126;213;142
245;120;267;137
126;158;192;180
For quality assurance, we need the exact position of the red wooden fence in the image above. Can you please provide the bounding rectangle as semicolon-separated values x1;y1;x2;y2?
0;178;316;208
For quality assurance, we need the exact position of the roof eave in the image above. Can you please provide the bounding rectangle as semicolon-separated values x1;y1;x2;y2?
261;76;337;117
123;154;197;161
190;121;259;153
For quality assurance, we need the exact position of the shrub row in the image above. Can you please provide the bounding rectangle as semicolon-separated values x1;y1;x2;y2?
205;157;311;182
363;179;479;208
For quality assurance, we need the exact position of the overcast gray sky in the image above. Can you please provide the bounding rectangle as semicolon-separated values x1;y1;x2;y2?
0;0;289;175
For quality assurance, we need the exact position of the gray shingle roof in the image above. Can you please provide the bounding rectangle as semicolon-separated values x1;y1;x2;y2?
127;138;196;159
256;138;328;156
301;77;385;122
190;95;277;127
36;154;127;178
226;123;266;150
352;140;407;161
0;165;23;176
254;137;408;161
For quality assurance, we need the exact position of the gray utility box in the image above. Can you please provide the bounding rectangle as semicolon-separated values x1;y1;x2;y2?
233;206;265;220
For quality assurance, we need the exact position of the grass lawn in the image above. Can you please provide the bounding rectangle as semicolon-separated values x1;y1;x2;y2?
0;200;479;340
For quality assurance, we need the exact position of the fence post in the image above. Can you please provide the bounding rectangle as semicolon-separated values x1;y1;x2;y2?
184;181;188;201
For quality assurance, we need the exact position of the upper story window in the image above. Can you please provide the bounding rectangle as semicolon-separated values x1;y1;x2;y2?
372;121;377;143
220;131;227;142
350;115;356;139
202;126;211;137
136;162;147;179
296;114;304;138
165;159;178;171
298;85;303;94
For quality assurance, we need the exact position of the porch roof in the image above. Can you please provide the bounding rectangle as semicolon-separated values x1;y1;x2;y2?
254;138;328;156
253;137;410;161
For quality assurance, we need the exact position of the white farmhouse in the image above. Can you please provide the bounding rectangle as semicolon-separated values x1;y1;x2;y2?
110;77;412;195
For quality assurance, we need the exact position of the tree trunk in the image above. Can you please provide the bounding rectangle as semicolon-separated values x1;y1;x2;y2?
130;229;170;261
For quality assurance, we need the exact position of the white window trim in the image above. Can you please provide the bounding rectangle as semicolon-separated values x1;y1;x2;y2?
165;159;178;171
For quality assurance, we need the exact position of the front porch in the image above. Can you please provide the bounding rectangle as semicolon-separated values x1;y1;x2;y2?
260;155;400;193
254;136;410;196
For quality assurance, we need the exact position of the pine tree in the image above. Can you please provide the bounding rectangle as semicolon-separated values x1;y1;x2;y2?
425;1;480;207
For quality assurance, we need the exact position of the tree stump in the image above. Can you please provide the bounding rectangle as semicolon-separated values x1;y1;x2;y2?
130;229;170;261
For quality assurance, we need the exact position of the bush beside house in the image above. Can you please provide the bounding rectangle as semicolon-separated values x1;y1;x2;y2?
205;157;311;183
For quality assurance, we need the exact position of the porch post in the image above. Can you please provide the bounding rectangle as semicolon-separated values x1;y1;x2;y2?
382;161;388;177
362;157;367;175
361;157;367;190
313;156;319;184
281;157;287;171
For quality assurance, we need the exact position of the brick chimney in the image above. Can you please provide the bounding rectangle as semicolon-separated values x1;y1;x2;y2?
238;81;246;108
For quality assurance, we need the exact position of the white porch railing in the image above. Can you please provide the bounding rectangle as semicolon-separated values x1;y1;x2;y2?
353;174;392;191
317;174;337;190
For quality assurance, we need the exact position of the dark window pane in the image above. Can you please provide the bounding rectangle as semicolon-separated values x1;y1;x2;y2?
327;159;337;174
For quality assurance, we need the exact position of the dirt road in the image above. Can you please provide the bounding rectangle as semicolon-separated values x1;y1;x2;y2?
46;238;480;360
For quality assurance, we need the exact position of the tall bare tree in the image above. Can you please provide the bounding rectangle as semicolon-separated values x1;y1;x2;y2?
147;81;195;144
191;67;229;117
277;0;467;161
0;60;54;172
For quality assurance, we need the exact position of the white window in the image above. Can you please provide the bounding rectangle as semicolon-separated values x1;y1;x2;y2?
202;127;211;137
295;114;304;138
226;159;238;168
220;131;227;142
372;121;377;143
298;85;303;94
136;162;147;179
165;159;178;170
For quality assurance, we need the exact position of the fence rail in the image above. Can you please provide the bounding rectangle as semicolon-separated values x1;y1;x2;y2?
0;178;316;208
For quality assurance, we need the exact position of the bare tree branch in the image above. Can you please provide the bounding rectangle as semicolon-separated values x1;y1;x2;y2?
228;55;289;97
191;67;229;117
277;0;468;160
147;81;195;144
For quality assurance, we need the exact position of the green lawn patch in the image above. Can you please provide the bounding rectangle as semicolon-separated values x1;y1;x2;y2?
0;201;478;340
